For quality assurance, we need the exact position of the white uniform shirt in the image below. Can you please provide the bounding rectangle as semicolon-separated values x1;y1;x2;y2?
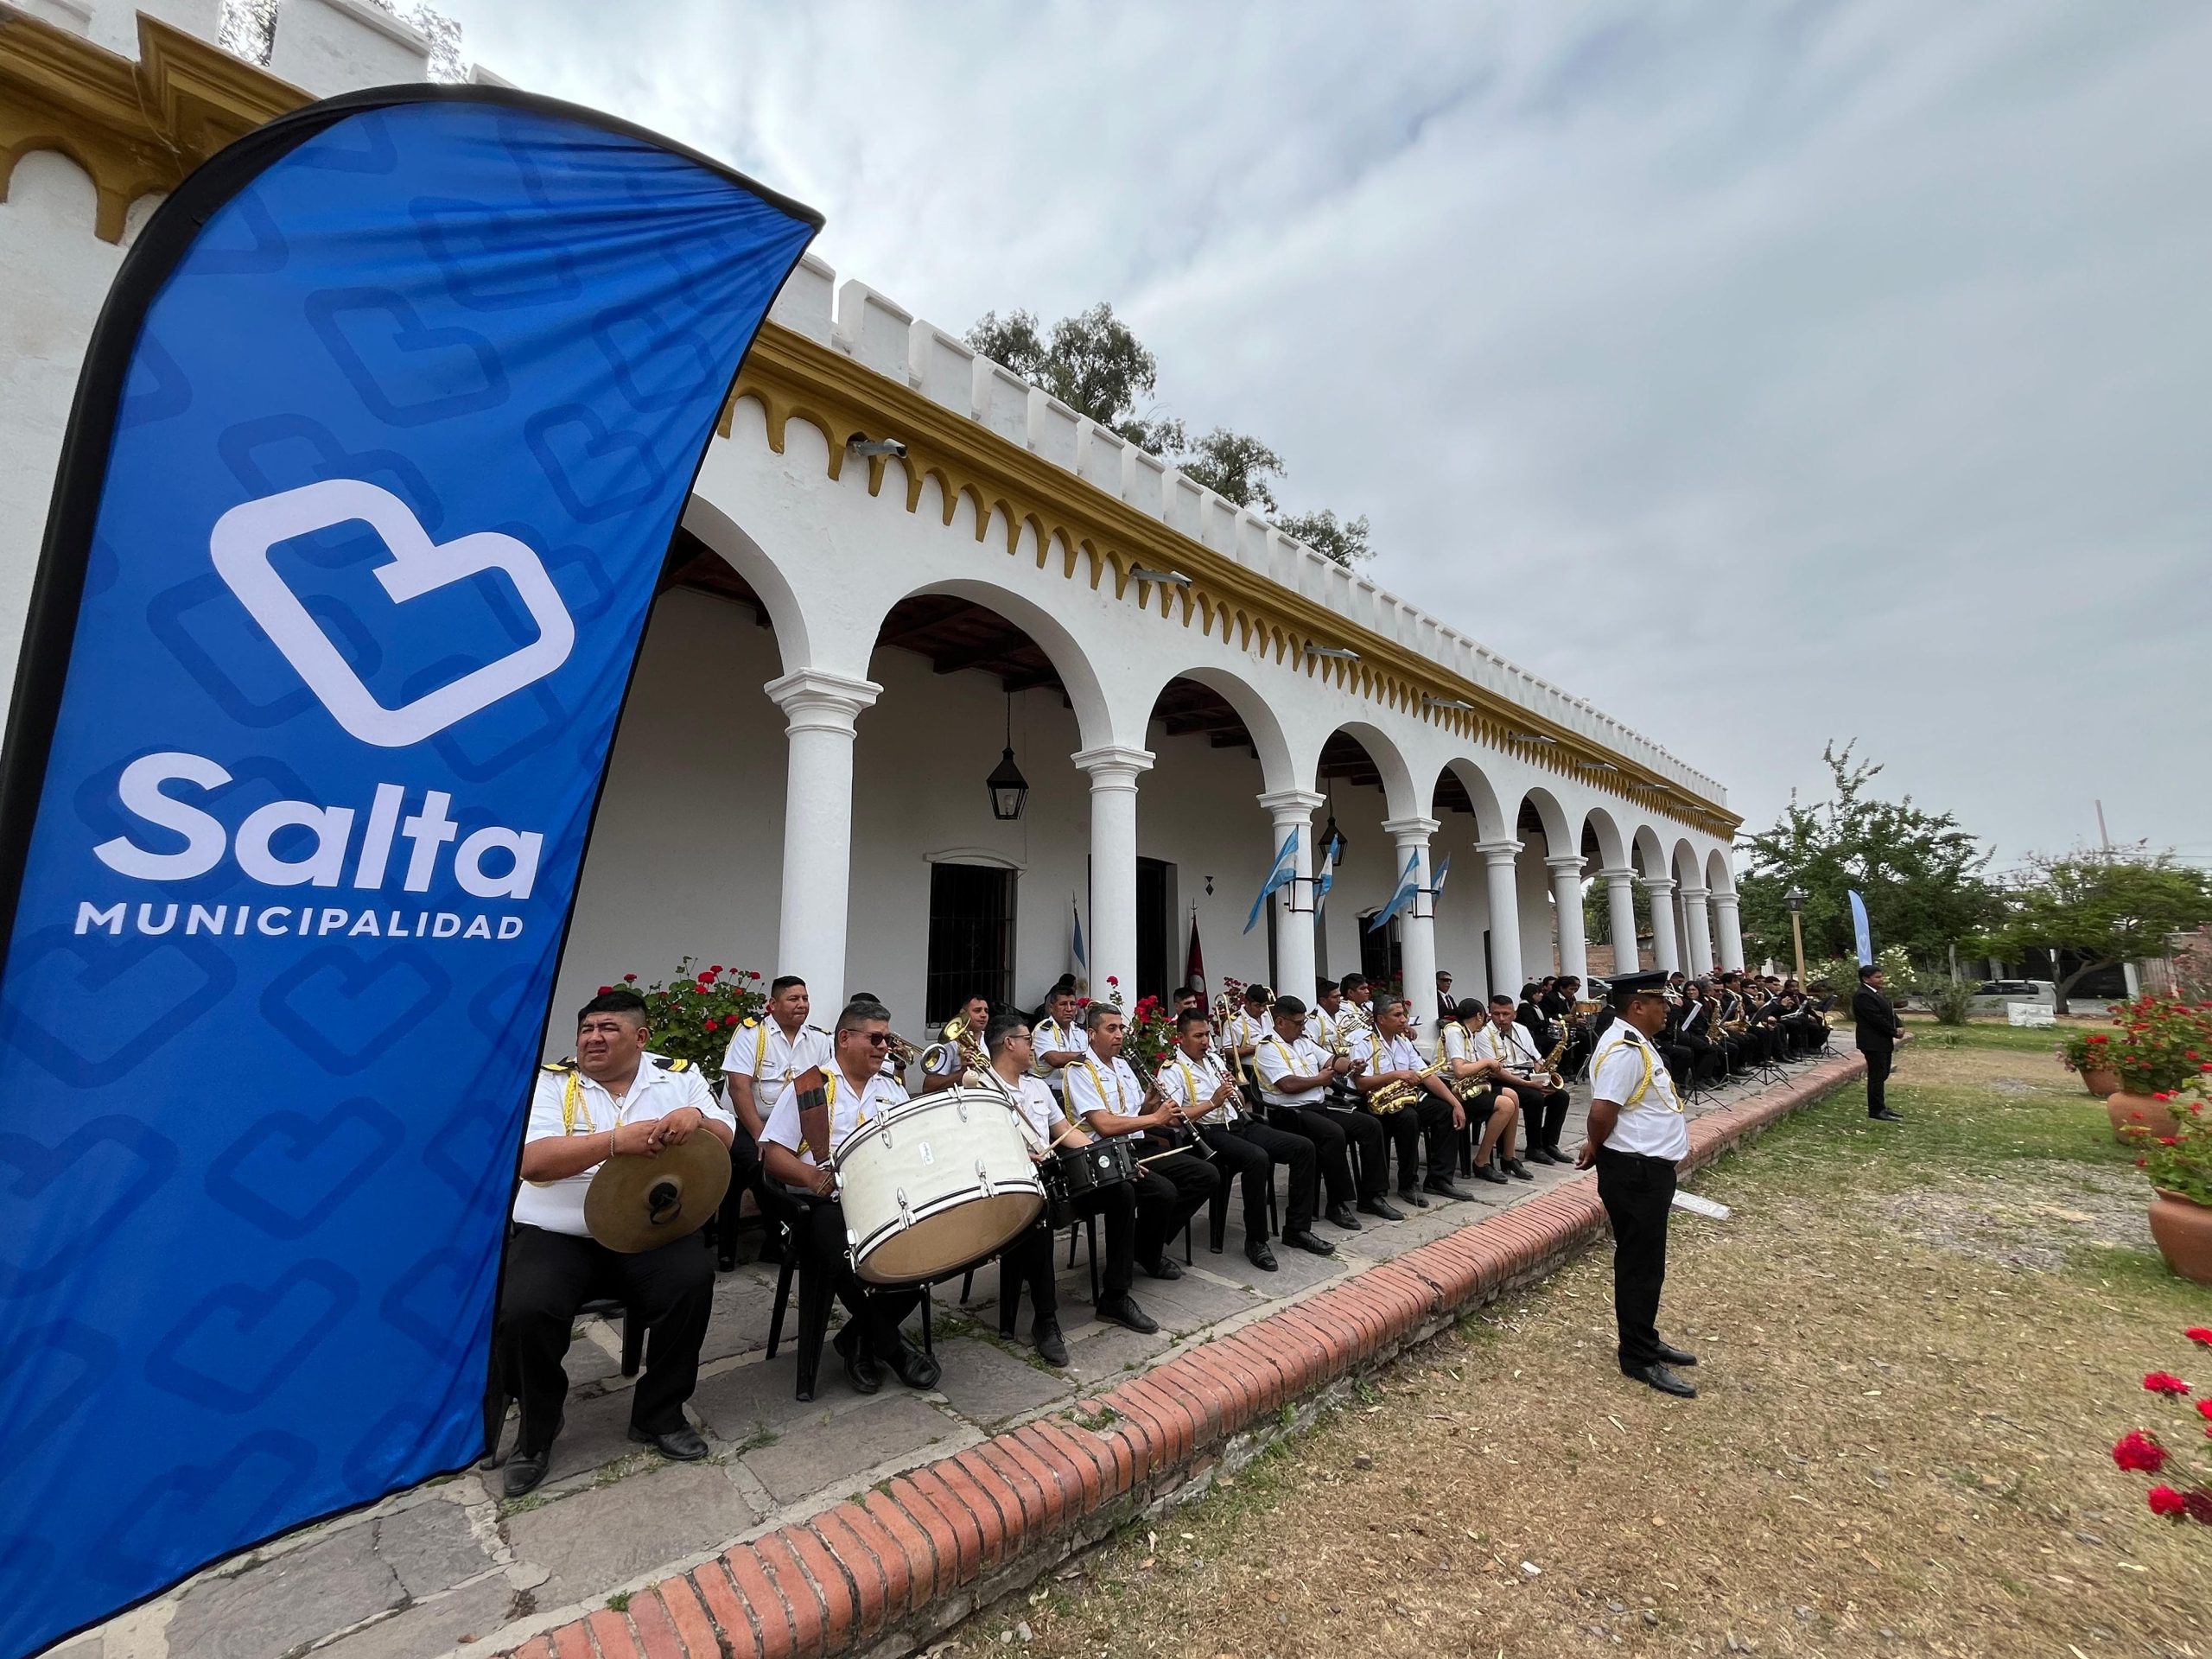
1064;1051;1146;1124
1033;1015;1082;1095
1365;1030;1422;1075
512;1056;731;1236
721;1017;834;1125
1157;1046;1242;1127
1222;1010;1271;1079
990;1071;1063;1149
760;1064;910;1176
1440;1021;1478;1065
1475;1019;1544;1074
1304;1005;1356;1054
1589;1024;1689;1160
1252;1033;1332;1109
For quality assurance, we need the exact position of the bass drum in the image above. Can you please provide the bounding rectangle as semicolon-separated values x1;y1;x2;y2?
832;1087;1044;1286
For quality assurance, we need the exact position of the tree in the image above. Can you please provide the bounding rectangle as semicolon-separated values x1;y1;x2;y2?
1736;742;1998;972
1978;849;2212;1014
965;302;1372;564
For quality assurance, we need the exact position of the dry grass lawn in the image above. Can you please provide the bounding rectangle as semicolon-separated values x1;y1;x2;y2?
948;1029;2212;1659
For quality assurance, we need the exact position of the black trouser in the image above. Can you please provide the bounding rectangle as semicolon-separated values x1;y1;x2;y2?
1134;1147;1217;1266
1595;1147;1676;1370
1515;1084;1573;1154
758;1185;922;1389
1681;1034;1726;1086
1200;1118;1306;1239
715;1122;762;1268
1861;1045;1893;1115
1013;1179;1137;1315
1268;1101;1380;1206
1367;1092;1454;1189
1365;1097;1422;1192
1658;1040;1694;1090
497;1223;714;1456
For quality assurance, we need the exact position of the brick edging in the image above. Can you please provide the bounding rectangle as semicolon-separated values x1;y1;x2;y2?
500;1053;1866;1659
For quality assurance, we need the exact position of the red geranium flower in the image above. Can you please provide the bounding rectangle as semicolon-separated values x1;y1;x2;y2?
597;985;613;995
2088;1033;2109;1044
2145;1372;2192;1395
2188;1328;2212;1347
711;964;723;973
2113;1430;2169;1473
702;1017;717;1031
622;973;637;982
2194;1398;2212;1421
2149;1485;2187;1518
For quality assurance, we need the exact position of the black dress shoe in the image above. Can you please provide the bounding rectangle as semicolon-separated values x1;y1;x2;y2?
1325;1205;1363;1231
1624;1361;1697;1398
834;1322;882;1395
1424;1177;1468;1200
503;1450;550;1498
1543;1144;1573;1165
716;1248;738;1272
1282;1228;1337;1256
1501;1158;1534;1182
887;1338;942;1391
1358;1196;1406;1222
1096;1294;1159;1334
1032;1318;1069;1368
1141;1255;1183;1281
1471;1163;1509;1185
1398;1185;1431;1209
1653;1340;1698;1367
628;1423;710;1461
1245;1239;1279;1272
1869;1107;1904;1122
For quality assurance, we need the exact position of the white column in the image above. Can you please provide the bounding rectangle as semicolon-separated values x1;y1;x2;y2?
1643;876;1680;975
1681;886;1715;974
1478;839;1524;1001
1384;816;1441;1049
1547;854;1589;985
1598;867;1641;976
766;668;880;1016
1711;891;1745;972
1257;788;1324;1006
1073;744;1153;1003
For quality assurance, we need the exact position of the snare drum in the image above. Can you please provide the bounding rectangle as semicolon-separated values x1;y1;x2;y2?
832;1087;1044;1285
1050;1135;1139;1198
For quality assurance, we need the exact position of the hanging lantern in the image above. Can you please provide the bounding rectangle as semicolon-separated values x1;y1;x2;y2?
987;693;1028;821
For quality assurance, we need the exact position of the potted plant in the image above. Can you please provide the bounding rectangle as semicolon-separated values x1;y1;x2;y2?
2101;995;2212;1141
2107;1328;2212;1522
2125;1084;2212;1285
2057;1028;2122;1098
608;958;766;1090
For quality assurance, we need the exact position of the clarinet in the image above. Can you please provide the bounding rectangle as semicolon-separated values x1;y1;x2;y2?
1129;1053;1217;1161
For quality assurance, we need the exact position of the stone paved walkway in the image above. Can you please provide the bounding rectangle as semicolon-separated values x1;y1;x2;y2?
55;1056;1833;1659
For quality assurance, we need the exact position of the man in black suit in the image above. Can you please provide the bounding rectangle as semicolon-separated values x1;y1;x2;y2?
1853;964;1904;1121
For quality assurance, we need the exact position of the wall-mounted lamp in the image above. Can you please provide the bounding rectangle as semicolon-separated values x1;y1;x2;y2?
1574;760;1618;772
1422;696;1476;711
1128;567;1192;586
1508;731;1559;746
1305;644;1362;661
847;436;908;459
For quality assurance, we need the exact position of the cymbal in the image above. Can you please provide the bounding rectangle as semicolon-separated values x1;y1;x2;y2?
583;1133;731;1254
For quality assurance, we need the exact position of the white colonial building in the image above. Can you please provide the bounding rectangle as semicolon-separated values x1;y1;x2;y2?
0;0;1747;1049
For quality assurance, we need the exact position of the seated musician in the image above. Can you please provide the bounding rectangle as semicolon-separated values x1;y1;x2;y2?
1472;994;1564;1168
1435;969;1460;1025
1221;982;1274;1106
1338;972;1377;1036
1032;981;1086;1106
1516;982;1552;1053
497;989;733;1497
924;992;992;1093
1156;1007;1334;1268
1063;1003;1220;1281
1674;982;1727;1087
1347;995;1472;1204
718;974;831;1270
1554;975;1592;1075
758;1000;941;1401
982;1014;1154;1363
1440;1001;1522;1170
1251;995;1388;1230
1172;985;1205;1016
1304;980;1358;1080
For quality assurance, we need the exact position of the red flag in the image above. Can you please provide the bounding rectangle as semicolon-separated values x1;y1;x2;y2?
1185;909;1208;1001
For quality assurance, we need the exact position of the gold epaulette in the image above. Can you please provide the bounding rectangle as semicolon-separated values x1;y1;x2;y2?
654;1056;691;1071
741;1017;760;1029
540;1058;575;1073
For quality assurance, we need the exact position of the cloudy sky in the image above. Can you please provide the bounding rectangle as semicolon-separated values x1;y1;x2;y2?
447;0;2212;872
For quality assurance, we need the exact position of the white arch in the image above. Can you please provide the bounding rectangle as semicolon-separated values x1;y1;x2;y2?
1671;837;1702;887
1433;756;1510;843
1631;824;1669;880
1705;846;1736;896
679;496;811;675
1306;719;1421;824
1516;785;1574;858
1580;804;1629;872
1136;662;1300;798
862;574;1120;756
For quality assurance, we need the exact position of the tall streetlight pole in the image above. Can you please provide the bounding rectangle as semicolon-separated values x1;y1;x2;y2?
1785;886;1808;982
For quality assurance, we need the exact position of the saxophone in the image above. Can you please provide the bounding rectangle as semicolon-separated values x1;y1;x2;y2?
1364;1051;1447;1115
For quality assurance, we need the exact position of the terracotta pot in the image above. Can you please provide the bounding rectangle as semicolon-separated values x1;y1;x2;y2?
2149;1190;2212;1286
2082;1067;2121;1098
2109;1091;2180;1142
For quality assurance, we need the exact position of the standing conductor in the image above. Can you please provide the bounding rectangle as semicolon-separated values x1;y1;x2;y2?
1577;969;1697;1399
1853;963;1904;1121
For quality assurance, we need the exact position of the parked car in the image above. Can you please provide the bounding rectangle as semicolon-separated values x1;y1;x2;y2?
1965;978;2056;1012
